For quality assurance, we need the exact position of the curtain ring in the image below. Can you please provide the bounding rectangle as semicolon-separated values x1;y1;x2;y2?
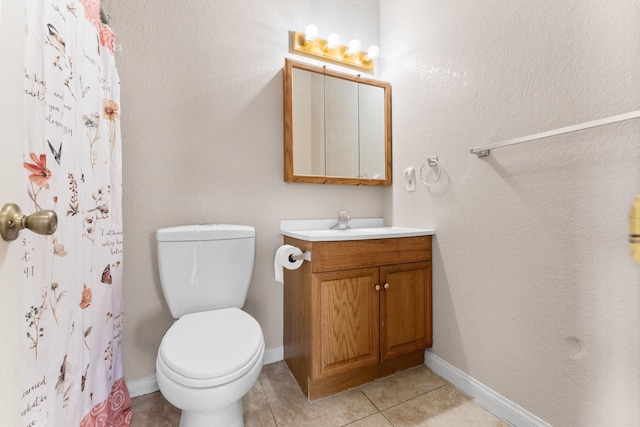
419;156;441;186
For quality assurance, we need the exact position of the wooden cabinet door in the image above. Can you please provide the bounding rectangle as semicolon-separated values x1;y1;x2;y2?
380;261;432;362
311;267;380;379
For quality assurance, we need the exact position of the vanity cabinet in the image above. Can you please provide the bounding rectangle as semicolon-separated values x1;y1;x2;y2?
283;235;432;400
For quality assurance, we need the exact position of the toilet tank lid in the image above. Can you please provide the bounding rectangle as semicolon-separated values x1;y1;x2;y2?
156;224;255;242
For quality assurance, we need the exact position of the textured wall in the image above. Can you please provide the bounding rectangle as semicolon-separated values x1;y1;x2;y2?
381;0;640;425
103;0;384;382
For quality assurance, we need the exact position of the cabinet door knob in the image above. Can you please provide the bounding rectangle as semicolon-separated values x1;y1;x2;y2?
375;284;381;291
384;283;390;290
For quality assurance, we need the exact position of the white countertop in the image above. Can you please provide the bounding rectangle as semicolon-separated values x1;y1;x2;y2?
280;218;435;242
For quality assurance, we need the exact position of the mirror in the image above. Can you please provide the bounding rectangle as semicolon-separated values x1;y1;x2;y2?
284;59;391;185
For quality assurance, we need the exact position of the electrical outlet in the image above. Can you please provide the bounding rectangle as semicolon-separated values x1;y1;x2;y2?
404;167;415;192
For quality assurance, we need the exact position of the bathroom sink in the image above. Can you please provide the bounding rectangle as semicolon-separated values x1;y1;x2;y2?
280;218;435;242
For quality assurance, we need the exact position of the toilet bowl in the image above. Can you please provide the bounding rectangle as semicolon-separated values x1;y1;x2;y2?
156;308;264;427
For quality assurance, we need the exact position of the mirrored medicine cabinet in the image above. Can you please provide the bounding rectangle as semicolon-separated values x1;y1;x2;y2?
283;58;391;185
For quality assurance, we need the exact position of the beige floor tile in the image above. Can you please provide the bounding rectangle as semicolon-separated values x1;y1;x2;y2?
243;378;277;427
259;360;291;380
360;365;447;410
129;391;181;427
382;384;509;427
343;412;393;427
260;368;377;427
129;364;510;427
130;391;163;413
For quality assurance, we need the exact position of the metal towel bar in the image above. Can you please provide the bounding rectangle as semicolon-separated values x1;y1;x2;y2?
470;110;640;157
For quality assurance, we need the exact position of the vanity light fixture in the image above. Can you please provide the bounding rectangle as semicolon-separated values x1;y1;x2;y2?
291;25;380;73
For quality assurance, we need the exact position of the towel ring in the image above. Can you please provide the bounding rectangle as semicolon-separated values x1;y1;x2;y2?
419;156;441;186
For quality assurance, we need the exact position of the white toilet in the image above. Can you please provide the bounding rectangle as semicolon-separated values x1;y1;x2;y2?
155;224;265;427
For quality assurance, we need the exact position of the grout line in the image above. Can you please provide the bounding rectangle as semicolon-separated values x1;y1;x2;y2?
341;388;383;426
380;411;394;427
256;377;279;427
358;386;379;411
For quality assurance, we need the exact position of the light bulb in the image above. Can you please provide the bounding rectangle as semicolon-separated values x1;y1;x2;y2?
304;24;319;43
347;39;361;55
326;33;341;50
365;45;380;61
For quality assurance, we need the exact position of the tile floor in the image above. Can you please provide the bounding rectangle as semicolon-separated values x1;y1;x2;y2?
129;362;509;427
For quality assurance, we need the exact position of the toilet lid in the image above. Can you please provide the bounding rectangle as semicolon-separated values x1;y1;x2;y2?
159;308;263;382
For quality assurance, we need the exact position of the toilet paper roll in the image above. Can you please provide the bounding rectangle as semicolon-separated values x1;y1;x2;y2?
274;244;304;283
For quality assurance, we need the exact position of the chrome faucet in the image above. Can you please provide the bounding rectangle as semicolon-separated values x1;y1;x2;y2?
330;210;351;230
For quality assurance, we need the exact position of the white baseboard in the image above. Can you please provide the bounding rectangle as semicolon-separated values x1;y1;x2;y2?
126;346;285;398
424;350;551;427
126;375;159;398
263;345;284;365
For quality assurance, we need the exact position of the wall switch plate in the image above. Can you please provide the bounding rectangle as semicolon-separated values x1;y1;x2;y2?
404;167;416;192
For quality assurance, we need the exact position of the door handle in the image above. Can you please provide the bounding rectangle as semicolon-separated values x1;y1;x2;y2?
0;203;57;241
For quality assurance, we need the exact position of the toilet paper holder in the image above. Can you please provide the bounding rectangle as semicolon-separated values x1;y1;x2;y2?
289;251;312;262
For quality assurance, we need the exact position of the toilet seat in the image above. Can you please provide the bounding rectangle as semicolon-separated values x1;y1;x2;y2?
158;308;264;388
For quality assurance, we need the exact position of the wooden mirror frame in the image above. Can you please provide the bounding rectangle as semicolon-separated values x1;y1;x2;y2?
283;59;392;186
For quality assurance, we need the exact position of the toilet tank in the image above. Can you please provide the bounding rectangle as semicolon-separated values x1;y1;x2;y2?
156;224;255;318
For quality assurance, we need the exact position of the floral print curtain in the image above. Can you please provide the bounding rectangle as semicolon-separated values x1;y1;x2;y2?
22;1;131;425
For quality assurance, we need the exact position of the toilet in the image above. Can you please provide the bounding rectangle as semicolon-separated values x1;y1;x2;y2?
155;224;265;427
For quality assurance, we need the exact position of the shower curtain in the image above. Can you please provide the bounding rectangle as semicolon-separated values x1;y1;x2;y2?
21;0;131;425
